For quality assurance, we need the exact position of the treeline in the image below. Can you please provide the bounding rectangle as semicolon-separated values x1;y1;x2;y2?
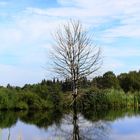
92;70;140;92
0;70;140;110
4;70;140;93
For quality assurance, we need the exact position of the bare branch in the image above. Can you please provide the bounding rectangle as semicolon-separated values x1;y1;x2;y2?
51;20;102;96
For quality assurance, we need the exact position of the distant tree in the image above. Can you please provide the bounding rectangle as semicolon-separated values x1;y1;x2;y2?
92;76;104;89
102;71;120;89
62;78;72;92
52;20;102;101
7;84;12;89
41;79;47;86
92;72;120;89
118;71;140;92
79;76;90;88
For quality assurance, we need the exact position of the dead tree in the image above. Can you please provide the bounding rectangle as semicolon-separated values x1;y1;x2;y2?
52;20;101;101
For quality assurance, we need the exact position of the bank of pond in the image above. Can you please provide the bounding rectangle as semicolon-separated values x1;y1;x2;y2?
0;87;140;110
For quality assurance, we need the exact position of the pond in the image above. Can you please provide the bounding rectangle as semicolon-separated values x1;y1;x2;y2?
0;109;140;140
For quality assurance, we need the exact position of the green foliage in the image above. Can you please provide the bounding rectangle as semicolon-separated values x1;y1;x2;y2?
103;71;120;89
92;71;120;89
92;70;140;93
0;80;63;110
15;101;28;110
0;88;48;110
0;70;140;110
0;88;18;109
18;92;48;109
78;89;140;110
105;89;126;108
118;71;140;92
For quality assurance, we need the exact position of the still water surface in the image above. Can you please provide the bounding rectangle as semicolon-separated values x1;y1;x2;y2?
0;110;140;140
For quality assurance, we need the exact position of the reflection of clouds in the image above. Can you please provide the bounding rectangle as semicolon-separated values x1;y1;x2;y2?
80;120;111;140
110;133;140;140
109;116;140;140
49;114;111;140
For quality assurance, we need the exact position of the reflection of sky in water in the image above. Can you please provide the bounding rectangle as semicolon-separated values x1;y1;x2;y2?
2;121;55;140
1;114;140;140
110;116;140;140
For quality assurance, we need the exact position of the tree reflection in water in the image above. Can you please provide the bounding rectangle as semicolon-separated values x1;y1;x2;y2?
51;100;111;140
1;106;133;140
7;128;10;140
1;107;135;140
72;100;80;140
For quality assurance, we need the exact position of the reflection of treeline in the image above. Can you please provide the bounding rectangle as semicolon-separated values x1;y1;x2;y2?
0;70;140;110
0;111;17;128
0;109;63;129
0;109;140;129
82;108;139;122
20;109;63;128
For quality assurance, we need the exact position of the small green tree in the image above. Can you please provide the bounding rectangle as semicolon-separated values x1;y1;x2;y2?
102;71;120;89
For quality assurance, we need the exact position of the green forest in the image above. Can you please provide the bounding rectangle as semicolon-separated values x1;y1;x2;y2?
0;70;140;110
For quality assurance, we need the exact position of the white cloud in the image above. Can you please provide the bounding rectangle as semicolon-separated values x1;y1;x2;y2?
101;44;140;74
101;24;140;41
18;1;138;44
0;28;22;46
103;46;140;57
0;0;140;85
101;58;125;75
0;64;45;86
25;0;140;41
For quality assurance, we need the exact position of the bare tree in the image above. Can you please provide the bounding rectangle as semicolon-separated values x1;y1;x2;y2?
52;20;101;101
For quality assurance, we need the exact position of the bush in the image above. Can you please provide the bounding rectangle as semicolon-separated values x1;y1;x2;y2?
18;92;48;110
79;89;128;110
15;101;28;110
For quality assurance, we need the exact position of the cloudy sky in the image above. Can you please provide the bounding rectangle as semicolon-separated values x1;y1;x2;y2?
0;0;140;86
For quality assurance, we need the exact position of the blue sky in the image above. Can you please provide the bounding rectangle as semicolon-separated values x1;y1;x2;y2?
0;0;140;86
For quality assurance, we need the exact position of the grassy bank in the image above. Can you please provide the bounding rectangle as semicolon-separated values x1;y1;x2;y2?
0;86;140;110
0;87;62;110
77;88;140;110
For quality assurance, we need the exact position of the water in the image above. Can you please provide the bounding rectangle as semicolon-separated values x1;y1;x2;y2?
0;109;140;140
